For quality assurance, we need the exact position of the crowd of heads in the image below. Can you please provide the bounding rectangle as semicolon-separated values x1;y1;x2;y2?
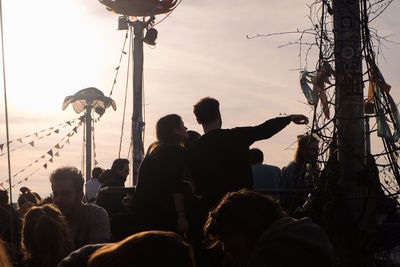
0;96;353;267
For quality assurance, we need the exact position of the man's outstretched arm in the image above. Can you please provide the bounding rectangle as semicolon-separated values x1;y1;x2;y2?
235;114;309;145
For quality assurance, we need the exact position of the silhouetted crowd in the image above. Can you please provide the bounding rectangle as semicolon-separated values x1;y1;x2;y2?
0;97;399;267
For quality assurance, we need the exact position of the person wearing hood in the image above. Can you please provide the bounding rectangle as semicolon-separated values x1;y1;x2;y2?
96;158;130;217
204;189;335;267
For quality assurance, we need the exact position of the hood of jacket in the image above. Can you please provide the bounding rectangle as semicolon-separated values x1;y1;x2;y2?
98;169;126;187
247;217;335;267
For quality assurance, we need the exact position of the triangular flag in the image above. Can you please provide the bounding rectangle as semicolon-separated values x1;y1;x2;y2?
70;132;75;137
67;133;71;137
43;163;48;169
34;133;38;137
66;121;71;126
25;135;31;138
41;155;45;159
49;158;53;163
34;159;39;163
50;127;54;130
60;145;64;149
17;138;22;143
17;181;22;184
38;136;44;140
40;129;45;132
55;152;60;157
47;150;53;157
66;139;70;144
0;144;3;151
46;133;51;136
54;129;59;134
55;144;60;149
24;177;28;181
29;141;34;147
95;160;99;165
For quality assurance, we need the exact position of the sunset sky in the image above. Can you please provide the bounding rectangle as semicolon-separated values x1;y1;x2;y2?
0;0;399;200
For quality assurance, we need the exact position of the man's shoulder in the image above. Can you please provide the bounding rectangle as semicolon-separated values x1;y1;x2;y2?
81;203;109;218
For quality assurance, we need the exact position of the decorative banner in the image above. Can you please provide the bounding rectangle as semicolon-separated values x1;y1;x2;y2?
2;118;83;189
54;129;59;134
29;141;34;147
17;138;22;143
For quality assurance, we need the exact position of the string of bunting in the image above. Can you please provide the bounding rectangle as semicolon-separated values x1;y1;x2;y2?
0;117;81;155
109;29;129;97
0;117;84;189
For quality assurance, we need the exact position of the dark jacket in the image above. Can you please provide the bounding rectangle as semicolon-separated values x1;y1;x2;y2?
247;217;335;267
96;170;127;217
98;169;126;187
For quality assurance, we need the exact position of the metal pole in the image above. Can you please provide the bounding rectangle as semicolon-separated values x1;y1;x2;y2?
131;21;145;185
86;105;92;182
333;0;371;265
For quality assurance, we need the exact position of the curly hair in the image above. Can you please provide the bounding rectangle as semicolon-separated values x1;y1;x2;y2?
204;189;286;248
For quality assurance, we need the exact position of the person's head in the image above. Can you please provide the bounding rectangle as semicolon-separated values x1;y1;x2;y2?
193;97;221;127
50;167;84;216
17;188;41;216
156;114;188;145
294;134;319;166
22;204;72;267
0;189;8;205
111;159;130;179
87;231;195;267
184;130;201;149
92;167;104;179
249;148;264;165
204;189;286;266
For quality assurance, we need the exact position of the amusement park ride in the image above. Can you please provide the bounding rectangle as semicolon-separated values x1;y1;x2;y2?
98;0;180;184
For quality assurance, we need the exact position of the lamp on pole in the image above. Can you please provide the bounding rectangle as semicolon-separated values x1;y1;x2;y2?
63;87;116;181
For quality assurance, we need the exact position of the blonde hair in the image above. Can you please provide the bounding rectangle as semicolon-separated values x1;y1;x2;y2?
0;239;11;267
88;231;195;267
22;204;72;267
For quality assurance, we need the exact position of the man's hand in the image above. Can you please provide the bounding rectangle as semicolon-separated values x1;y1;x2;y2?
177;216;189;238
289;114;309;125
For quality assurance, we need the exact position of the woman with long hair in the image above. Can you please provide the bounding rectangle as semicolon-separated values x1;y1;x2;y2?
133;114;189;236
21;204;73;267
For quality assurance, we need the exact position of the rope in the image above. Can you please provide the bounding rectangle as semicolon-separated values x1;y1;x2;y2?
109;30;130;97
0;0;14;257
118;27;133;158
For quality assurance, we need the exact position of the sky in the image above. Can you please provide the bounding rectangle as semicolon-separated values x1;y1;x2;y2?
0;0;399;200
